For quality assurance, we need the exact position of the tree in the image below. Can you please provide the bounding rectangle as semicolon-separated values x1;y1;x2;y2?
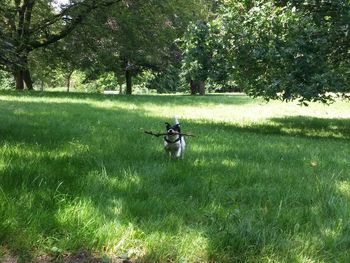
5;0;212;94
179;0;226;95
146;66;183;93
180;21;212;95
209;0;350;103
0;0;121;90
57;0;212;95
100;0;211;94
0;28;18;72
29;43;75;92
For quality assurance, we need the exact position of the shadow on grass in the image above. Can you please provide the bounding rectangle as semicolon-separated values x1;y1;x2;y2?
271;116;350;140
1;249;130;263
202;116;350;142
0;94;349;262
0;90;255;106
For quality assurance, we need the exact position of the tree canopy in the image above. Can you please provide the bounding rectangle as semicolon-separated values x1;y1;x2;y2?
206;0;349;102
179;0;349;101
0;0;121;89
0;0;349;102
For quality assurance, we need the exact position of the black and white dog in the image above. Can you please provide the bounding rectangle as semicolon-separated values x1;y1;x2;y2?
164;117;185;158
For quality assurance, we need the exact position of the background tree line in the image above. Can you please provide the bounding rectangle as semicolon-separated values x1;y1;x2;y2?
0;0;349;102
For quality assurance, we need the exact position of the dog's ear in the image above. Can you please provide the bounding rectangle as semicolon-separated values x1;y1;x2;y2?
165;122;171;129
175;123;181;132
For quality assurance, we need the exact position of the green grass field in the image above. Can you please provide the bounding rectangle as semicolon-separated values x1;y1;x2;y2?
0;91;349;263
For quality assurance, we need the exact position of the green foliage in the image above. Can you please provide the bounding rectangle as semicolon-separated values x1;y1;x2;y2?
0;70;13;90
180;21;212;83
2;0;348;98
179;7;242;94
146;66;184;93
33;0;211;94
84;72;119;93
0;0;125;90
208;1;350;102
0;29;16;70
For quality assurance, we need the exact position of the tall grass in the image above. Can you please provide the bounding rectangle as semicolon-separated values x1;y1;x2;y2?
0;91;349;262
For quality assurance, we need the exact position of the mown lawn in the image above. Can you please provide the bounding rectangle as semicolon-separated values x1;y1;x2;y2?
0;91;349;262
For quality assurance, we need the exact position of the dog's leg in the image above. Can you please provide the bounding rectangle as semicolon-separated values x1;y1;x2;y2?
179;138;185;159
164;148;171;158
180;148;185;159
174;147;181;158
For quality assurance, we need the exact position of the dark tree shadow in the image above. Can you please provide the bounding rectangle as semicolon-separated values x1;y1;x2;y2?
207;116;350;141
0;90;254;106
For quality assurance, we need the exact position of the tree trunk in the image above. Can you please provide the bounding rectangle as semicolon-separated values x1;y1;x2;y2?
198;81;205;95
67;77;70;92
66;71;73;92
125;69;132;95
13;55;33;90
114;72;123;94
41;80;44;91
190;80;197;95
190;80;205;95
23;69;33;90
14;70;24;90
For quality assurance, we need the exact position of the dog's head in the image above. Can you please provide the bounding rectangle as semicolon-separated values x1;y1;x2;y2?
165;122;181;135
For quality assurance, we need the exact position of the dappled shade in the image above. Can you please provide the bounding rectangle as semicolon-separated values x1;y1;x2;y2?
0;92;349;262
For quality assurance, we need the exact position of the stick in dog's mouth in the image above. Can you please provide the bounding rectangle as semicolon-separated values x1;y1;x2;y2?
144;131;196;137
167;131;179;135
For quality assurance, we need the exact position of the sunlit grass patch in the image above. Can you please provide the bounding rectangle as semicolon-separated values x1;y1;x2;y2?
0;91;349;262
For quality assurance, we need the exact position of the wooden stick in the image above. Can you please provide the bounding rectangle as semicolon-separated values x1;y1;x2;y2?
144;131;196;137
